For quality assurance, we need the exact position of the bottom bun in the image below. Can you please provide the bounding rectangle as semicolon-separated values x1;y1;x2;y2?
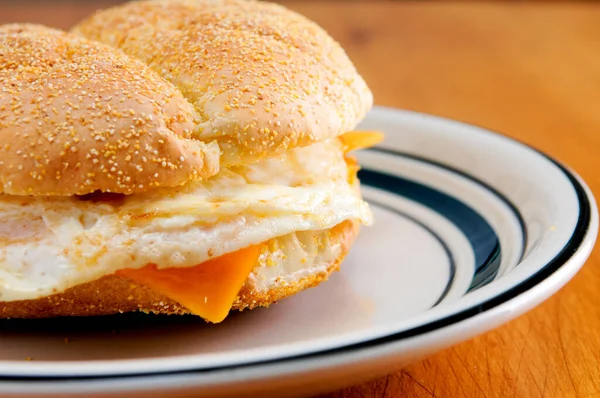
0;220;358;319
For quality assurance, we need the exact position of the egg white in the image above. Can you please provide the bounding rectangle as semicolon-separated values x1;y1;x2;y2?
0;139;372;301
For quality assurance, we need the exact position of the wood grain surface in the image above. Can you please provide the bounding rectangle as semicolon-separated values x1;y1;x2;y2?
1;1;599;397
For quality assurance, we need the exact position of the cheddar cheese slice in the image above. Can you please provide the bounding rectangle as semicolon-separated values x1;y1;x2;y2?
339;131;384;153
117;245;262;323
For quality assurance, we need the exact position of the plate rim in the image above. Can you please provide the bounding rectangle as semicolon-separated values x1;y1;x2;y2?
0;106;596;384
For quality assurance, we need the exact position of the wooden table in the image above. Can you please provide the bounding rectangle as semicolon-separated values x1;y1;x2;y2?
2;1;599;397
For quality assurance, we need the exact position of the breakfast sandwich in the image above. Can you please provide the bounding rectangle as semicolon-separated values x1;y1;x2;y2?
0;0;381;323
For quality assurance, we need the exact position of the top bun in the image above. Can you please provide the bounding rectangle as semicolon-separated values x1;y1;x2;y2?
73;0;373;166
0;24;219;196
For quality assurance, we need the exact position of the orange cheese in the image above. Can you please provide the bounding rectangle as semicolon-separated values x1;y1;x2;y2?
117;245;262;323
339;131;383;185
339;131;384;153
345;155;360;185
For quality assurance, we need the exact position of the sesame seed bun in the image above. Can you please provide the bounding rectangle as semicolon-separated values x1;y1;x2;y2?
0;24;219;196
0;220;357;319
72;0;373;166
0;1;372;321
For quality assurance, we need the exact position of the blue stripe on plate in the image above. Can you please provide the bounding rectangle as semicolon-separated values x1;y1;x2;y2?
365;147;528;289
366;200;456;306
359;168;500;292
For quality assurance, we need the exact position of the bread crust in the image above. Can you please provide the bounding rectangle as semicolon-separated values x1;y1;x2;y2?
0;220;358;320
0;24;219;196
72;0;373;166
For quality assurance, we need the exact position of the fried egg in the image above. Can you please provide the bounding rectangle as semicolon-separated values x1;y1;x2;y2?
0;137;373;302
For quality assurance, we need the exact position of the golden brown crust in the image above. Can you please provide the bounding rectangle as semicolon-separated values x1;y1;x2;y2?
0;24;219;196
72;0;373;166
0;220;358;320
232;219;358;312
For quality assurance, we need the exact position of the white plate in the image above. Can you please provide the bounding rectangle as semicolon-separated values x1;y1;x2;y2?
0;107;596;398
